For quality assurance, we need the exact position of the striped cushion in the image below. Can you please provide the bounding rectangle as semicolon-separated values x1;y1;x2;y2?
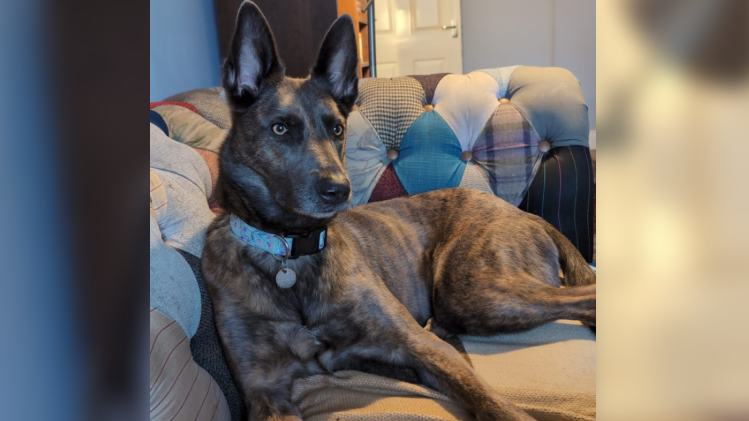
150;308;230;421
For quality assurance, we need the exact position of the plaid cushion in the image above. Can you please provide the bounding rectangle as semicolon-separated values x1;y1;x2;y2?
357;77;425;151
472;103;542;206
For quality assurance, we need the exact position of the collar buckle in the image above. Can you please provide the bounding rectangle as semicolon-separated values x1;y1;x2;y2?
285;226;327;259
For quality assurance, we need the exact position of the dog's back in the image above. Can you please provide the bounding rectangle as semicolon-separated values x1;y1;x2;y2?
331;187;593;326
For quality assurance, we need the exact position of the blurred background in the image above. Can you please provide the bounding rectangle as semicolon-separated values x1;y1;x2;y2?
2;0;748;420
598;0;749;419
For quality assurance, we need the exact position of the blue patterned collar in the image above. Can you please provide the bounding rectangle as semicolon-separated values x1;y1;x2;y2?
229;214;327;259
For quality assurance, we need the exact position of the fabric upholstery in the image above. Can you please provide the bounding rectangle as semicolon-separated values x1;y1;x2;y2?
150;308;230;421
149;67;593;256
357;77;426;150
149;123;214;255
409;73;450;105
345;110;389;206
394;111;465;195
520;145;595;263
459;162;493;194
166;87;233;131
462;321;596;421
367;163;408;203
149;124;214;334
506;67;589;148
149;67;591;237
150;100;200;114
477;66;520;99
432;71;502;152
179;249;246;421
152;105;227;153
150;110;170;137
288;321;595;421
150;216;202;338
472;103;542;206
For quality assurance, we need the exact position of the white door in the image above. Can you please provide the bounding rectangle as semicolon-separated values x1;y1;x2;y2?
374;0;463;77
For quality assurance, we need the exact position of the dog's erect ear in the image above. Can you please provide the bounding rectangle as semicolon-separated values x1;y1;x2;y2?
223;1;284;109
312;15;359;111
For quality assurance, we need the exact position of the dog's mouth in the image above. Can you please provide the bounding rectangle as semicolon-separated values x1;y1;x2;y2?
290;205;345;220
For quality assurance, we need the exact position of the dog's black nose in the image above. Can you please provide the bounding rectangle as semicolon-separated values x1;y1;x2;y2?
317;178;350;205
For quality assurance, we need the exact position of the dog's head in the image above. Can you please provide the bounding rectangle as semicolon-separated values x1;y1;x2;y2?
218;1;358;233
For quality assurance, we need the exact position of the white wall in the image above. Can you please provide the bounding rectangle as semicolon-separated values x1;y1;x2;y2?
150;0;222;101
461;0;595;129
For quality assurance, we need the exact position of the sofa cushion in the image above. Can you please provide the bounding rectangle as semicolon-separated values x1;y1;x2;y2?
356;76;426;150
349;67;559;206
461;321;596;421
152;67;589;211
151;105;227;154
179;249;247;421
432;71;504;152
149;123;214;255
345;110;388;206
288;321;595;421
394;111;465;194
506;67;589;149
165;87;233;131
150;215;202;338
471;103;542;206
150;308;230;421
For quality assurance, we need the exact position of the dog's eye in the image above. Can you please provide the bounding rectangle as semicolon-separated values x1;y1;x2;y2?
271;123;288;135
332;124;344;136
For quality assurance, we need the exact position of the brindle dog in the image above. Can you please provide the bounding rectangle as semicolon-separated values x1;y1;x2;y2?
202;3;596;421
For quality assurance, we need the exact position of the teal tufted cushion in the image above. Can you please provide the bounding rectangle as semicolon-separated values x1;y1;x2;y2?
394;111;465;195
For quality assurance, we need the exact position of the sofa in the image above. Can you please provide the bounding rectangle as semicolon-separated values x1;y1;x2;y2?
149;66;596;421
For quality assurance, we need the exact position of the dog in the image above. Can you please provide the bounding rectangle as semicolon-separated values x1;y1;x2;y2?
202;3;596;420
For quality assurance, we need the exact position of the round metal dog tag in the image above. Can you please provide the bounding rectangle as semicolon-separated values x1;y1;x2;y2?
276;268;297;288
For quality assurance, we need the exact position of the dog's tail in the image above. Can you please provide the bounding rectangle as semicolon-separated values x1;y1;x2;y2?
544;223;596;287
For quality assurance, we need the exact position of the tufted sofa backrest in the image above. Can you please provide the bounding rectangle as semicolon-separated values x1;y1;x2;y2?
155;66;590;213
346;66;589;206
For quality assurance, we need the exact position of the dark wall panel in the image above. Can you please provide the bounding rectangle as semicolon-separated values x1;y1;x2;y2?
214;0;338;78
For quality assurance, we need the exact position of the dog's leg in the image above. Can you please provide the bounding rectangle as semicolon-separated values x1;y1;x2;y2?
216;319;323;421
433;275;596;335
404;328;537;421
232;357;308;421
